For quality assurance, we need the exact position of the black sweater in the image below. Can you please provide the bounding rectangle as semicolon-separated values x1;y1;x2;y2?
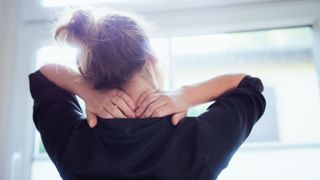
29;70;266;180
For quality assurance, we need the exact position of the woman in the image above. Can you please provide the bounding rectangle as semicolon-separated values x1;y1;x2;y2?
29;9;266;180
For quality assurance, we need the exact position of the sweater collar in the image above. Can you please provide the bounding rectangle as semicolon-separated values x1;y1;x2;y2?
95;115;173;138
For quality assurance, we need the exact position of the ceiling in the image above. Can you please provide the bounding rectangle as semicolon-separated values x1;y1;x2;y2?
45;0;302;13
100;0;299;13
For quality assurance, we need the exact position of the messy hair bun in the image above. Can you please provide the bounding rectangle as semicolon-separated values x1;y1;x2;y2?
54;8;150;89
55;9;95;47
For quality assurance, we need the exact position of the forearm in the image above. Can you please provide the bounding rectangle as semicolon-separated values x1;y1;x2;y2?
39;64;93;100
181;73;247;107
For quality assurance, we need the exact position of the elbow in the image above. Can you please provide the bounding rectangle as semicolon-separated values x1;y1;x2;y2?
256;92;266;122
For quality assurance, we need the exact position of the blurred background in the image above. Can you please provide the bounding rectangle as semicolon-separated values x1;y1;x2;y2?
1;0;320;179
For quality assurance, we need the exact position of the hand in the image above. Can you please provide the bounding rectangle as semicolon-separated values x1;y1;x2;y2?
135;89;191;126
83;89;136;128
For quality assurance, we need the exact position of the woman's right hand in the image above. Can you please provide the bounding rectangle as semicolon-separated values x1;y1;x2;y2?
83;88;136;128
134;89;191;126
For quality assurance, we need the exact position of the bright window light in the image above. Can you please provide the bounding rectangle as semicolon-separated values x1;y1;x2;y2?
171;27;320;144
36;45;78;69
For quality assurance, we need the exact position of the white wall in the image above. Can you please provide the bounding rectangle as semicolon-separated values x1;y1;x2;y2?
0;0;11;179
0;0;23;179
0;1;6;179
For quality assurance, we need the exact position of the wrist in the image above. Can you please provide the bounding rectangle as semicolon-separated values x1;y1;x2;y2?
179;85;195;108
72;77;95;101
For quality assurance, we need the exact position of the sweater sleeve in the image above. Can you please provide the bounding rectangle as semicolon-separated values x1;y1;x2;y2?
197;75;266;178
28;70;85;169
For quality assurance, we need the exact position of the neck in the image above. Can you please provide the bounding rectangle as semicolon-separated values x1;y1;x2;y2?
121;76;156;105
120;64;160;106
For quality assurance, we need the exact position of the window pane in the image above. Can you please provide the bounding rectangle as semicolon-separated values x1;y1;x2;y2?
150;38;171;90
171;27;320;144
31;160;60;180
36;46;78;69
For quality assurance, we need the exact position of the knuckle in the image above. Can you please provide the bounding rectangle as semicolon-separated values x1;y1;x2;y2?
113;96;121;103
113;89;120;95
117;91;125;97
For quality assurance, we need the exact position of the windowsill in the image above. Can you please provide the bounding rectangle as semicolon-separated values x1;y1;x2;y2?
240;142;320;151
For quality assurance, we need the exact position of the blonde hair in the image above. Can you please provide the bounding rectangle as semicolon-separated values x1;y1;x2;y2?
54;8;151;89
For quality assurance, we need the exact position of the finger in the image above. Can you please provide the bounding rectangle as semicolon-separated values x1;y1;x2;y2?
143;100;167;118
136;89;158;108
150;104;174;117
97;108;113;119
86;110;97;128
117;90;136;110
171;112;187;126
105;104;127;118
112;97;136;118
135;93;161;117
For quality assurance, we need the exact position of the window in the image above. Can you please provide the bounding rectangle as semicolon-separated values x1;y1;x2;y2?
170;27;320;144
31;27;320;180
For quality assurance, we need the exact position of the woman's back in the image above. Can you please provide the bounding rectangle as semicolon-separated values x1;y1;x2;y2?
29;70;265;180
62;116;203;180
